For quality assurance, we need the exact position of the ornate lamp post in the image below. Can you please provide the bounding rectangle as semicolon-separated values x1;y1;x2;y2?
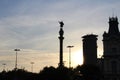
67;46;74;68
14;49;20;70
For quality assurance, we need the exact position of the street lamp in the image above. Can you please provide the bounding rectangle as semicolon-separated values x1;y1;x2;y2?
67;46;74;68
2;63;6;71
30;62;34;72
14;49;20;70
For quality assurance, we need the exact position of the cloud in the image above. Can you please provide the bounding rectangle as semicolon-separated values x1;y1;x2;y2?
0;0;120;72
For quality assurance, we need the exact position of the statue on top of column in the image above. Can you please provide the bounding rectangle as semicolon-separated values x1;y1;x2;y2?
59;21;64;27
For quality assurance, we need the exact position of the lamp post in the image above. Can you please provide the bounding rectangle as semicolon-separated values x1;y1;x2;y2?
2;63;6;71
14;49;20;70
31;62;34;72
67;46;74;68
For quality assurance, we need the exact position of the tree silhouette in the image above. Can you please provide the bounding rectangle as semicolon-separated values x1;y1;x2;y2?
0;65;102;80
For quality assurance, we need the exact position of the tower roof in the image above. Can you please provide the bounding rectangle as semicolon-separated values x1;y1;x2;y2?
108;17;119;35
82;34;98;39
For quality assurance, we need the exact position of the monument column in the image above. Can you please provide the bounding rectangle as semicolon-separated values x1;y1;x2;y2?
58;21;64;67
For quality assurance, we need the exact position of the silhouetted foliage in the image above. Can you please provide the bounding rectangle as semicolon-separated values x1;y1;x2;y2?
39;66;57;80
0;69;37;80
0;65;102;80
39;66;73;80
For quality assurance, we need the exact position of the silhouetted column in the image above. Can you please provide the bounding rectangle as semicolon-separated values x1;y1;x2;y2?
58;21;64;67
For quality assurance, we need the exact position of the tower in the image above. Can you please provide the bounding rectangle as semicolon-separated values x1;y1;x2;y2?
82;34;98;65
103;17;120;80
58;21;64;67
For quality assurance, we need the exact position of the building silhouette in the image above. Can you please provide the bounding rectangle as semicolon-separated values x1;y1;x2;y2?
82;17;120;80
82;34;98;65
102;17;120;80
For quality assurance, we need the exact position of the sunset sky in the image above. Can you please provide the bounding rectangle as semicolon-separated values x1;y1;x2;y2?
0;0;120;72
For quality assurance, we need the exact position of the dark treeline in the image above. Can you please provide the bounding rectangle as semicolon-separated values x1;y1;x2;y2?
0;65;102;80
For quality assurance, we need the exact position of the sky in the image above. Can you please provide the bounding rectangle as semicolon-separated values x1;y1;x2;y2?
0;0;120;73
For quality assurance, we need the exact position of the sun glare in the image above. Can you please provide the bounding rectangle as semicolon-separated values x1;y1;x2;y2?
72;50;83;67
